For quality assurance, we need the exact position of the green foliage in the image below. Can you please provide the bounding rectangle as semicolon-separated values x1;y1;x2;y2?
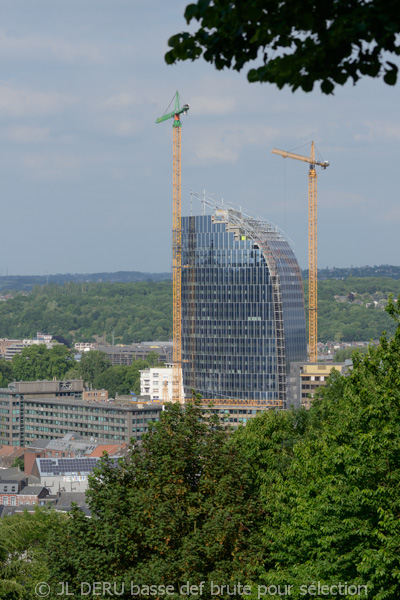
6;297;400;598
93;359;164;398
77;350;111;383
0;508;66;599
234;296;400;598
1;278;398;346
0;282;172;345
0;360;13;388
165;0;400;93
304;278;400;342
93;364;138;397
11;345;75;382
10;457;24;471
47;401;262;599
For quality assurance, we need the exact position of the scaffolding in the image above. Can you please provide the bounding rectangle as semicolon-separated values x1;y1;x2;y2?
187;215;197;393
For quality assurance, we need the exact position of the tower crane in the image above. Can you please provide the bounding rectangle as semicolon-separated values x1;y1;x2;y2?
156;92;189;403
272;142;329;363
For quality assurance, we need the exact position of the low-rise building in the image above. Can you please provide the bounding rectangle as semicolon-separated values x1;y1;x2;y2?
75;342;99;352
24;432;126;475
32;456;118;494
2;333;61;361
97;342;172;366
199;400;278;427
0;339;22;358
0;445;24;468
287;362;350;409
83;389;109;402
0;467;48;507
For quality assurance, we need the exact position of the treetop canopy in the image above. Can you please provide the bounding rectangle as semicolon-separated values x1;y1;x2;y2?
165;0;400;93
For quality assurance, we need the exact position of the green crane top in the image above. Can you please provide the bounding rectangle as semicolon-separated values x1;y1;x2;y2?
155;91;189;127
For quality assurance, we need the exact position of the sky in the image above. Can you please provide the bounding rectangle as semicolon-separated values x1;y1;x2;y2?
0;0;399;275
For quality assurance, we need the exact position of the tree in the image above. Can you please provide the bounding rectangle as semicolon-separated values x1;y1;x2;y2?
11;345;76;382
11;456;24;471
47;401;263;598
93;358;164;398
0;508;66;599
236;296;400;598
333;345;368;361
0;360;13;388
77;350;111;384
165;0;400;93
93;364;136;398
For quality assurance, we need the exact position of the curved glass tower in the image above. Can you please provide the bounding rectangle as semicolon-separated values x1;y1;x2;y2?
181;198;307;404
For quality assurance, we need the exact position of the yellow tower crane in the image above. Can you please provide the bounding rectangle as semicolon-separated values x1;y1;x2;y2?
156;92;189;403
271;142;329;363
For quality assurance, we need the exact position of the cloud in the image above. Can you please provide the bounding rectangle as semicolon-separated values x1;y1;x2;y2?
194;95;237;116
102;93;139;111
317;190;368;209
4;125;50;143
0;29;106;65
188;125;280;164
378;206;400;223
354;122;400;143
93;115;142;137
21;153;81;181
0;83;75;117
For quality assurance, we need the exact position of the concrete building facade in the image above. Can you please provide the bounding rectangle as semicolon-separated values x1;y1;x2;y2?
140;366;185;402
0;380;162;446
287;362;350;409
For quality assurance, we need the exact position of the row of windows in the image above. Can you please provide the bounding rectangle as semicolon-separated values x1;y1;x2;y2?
26;411;126;422
25;403;157;416
25;424;127;433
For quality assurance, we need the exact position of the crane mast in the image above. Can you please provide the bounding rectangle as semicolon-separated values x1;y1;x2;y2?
272;142;329;363
156;92;189;403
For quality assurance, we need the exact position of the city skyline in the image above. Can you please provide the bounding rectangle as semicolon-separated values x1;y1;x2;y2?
1;0;399;276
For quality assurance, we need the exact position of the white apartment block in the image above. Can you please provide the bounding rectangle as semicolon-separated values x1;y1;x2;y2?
140;366;184;402
74;342;99;352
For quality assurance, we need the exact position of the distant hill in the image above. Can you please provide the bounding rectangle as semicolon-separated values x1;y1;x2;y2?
301;265;400;280
0;271;172;293
0;274;399;345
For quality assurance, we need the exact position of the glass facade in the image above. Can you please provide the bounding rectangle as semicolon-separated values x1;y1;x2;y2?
181;211;307;402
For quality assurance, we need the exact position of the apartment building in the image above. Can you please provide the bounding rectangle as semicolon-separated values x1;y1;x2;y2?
140;366;185;402
0;380;162;446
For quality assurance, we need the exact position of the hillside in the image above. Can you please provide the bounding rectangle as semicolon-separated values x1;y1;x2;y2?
0;282;173;346
0;270;172;293
0;277;398;345
303;277;400;342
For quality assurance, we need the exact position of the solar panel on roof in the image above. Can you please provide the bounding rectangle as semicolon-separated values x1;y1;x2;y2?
36;456;113;476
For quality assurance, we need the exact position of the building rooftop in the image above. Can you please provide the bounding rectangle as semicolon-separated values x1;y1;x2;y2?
57;492;87;508
18;485;48;496
35;456;120;477
0;467;26;481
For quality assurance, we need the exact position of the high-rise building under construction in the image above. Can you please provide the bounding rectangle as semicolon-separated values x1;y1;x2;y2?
181;196;307;404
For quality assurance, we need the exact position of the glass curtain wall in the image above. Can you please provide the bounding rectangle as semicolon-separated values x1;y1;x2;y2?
181;213;307;401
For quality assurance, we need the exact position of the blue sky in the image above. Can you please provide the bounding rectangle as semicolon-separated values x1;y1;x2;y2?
0;0;399;275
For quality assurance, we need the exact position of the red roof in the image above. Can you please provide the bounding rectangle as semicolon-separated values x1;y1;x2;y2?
88;444;124;457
